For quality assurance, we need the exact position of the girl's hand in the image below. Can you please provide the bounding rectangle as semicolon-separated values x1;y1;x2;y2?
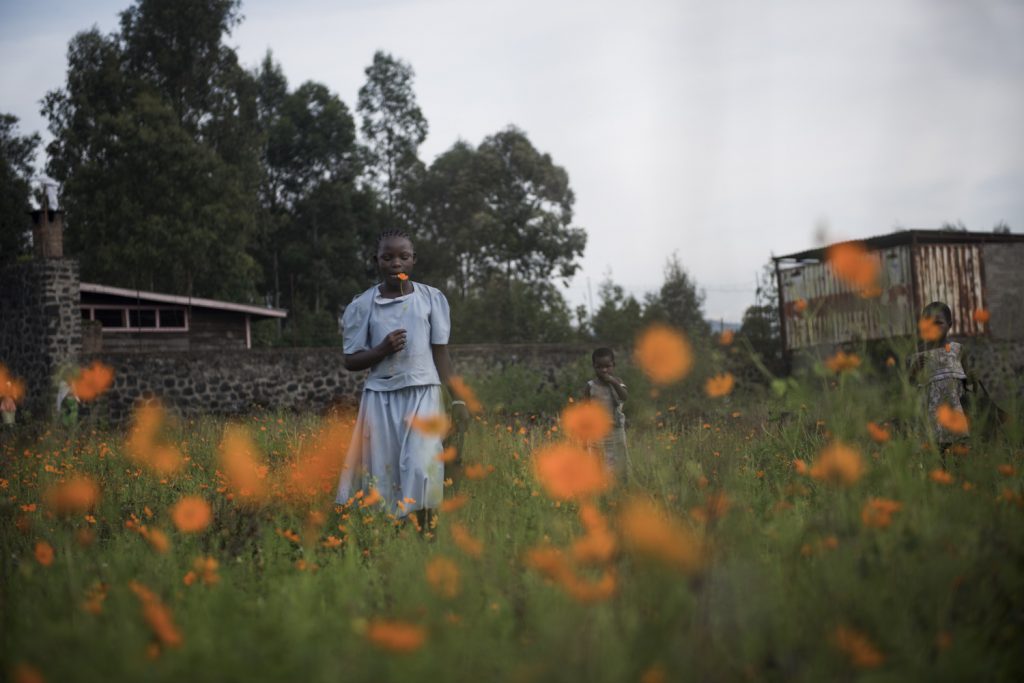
378;329;407;355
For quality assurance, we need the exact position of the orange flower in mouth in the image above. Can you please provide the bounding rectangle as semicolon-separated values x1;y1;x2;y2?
396;273;409;281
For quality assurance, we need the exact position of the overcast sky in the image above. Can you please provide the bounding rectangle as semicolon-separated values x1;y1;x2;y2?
2;0;1022;321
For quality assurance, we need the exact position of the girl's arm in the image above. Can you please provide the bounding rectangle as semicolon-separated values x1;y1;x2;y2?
343;329;406;371
432;344;470;432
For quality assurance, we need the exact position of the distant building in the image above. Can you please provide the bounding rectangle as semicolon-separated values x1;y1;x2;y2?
773;229;1024;398
80;283;287;353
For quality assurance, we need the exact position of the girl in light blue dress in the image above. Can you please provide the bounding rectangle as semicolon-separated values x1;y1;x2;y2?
336;230;469;525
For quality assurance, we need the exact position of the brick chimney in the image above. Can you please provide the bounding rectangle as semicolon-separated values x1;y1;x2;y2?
29;184;63;259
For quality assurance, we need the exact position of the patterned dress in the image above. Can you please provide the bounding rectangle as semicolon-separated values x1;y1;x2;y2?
585;379;629;480
910;341;969;444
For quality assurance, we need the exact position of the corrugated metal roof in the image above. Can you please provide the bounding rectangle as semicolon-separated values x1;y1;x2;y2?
775;230;1024;263
79;283;288;319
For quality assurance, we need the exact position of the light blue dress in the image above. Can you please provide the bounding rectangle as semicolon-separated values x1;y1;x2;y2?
335;282;451;515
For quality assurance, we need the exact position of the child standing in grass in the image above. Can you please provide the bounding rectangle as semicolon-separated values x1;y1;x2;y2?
336;230;469;527
584;347;629;481
908;301;969;449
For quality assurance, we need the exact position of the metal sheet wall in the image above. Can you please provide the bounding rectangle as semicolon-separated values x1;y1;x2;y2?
779;246;914;350
913;243;985;337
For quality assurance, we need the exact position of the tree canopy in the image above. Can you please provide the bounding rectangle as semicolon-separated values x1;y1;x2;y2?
0;114;39;267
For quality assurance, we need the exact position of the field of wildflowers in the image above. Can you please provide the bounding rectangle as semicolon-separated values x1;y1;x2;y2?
2;325;1022;682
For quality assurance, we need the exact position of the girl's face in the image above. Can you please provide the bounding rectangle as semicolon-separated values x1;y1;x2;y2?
931;313;951;341
377;237;416;285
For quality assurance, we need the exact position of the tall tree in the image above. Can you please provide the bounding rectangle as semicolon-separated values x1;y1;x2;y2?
590;274;643;346
255;53;366;319
42;0;261;300
357;51;428;224
642;254;709;337
739;262;783;373
0;115;39;266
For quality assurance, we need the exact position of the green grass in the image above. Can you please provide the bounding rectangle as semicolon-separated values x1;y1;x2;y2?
2;362;1022;682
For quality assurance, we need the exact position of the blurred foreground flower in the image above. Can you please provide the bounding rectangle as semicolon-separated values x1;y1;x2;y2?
450;522;483;558
866;422;891;443
171;496;212;533
218;425;268;504
832;625;884;669
0;364;26;401
824;350;861;374
972;308;990;324
918;317;942;342
929;469;954;485
861;498;902;529
34;540;54;567
524;546;616;603
718;329;734;346
633;324;693;385
935;405;969;435
619;497;703;575
561;401;612;442
366;619;426;653
45;476;99;516
425;556;461;599
408;414;451;437
533;444;611;501
449;376;483;414
129;581;183;649
70;361;114;401
704;373;735;398
826;242;880;295
571;503;617;565
809;442;864;486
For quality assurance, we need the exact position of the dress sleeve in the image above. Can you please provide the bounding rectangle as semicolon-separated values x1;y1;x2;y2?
429;288;452;345
341;292;371;354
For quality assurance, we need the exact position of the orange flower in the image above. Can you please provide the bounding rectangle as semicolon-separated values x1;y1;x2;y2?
832;625;884;668
718;329;734;346
191;556;219;585
463;463;492;481
145;528;171;554
218;425;267;503
129;581;183;648
972;308;990;324
532;443;612;501
704;373;735;398
792;459;808;475
689;492;731;524
34;540;54;567
571;503;617;565
11;663;45;683
425;556;461;599
82;581;108;615
824;350;861;373
619;497;703;574
359;488;383;508
826;241;880;294
70;361;115;401
450;522;483;558
929;469;954;485
449;376;483;414
436;447;458;463
866;422;891;443
561;401;612;442
45;476;100;516
170;496;212;533
633;324;694;385
935;405;968;435
861;498;902;529
997;464;1015;477
365;619;426;653
809;442;864;486
408;413;451;437
918;316;943;342
793;298;808;314
396;273;409;281
440;493;469;513
0;364;26;401
524;545;616;602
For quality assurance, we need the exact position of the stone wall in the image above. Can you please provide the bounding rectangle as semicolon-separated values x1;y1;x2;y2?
0;259;81;420
86;344;594;423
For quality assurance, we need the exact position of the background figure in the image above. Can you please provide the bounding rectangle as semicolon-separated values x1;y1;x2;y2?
907;301;969;449
585;347;629;481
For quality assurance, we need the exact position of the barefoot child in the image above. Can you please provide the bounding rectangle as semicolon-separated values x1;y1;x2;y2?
907;301;969;450
336;230;469;528
584;347;629;481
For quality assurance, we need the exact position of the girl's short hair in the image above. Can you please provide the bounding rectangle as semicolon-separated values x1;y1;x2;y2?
376;229;413;252
922;301;952;324
592;347;615;364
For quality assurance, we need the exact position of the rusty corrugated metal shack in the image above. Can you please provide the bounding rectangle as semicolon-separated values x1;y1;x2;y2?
773;230;1024;354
